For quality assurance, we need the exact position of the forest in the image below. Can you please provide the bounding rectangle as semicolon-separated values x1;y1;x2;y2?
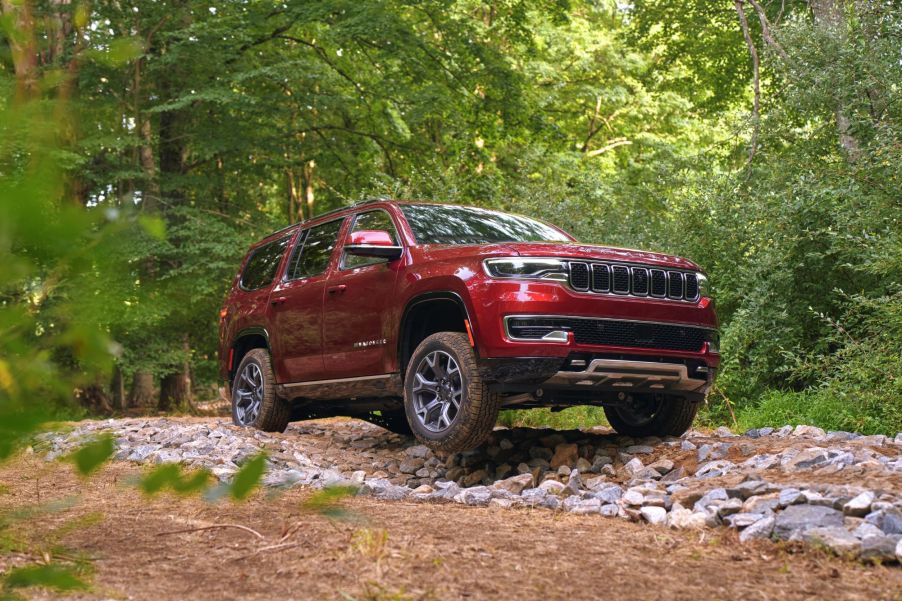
1;0;900;447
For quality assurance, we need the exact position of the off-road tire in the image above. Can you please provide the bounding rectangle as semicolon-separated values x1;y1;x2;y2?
404;332;501;452
603;395;700;438
231;348;290;433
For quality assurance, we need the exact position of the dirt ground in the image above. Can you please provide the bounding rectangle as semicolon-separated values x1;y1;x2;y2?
2;456;901;601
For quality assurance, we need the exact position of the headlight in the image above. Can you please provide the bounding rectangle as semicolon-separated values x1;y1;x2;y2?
483;258;569;281
697;273;712;299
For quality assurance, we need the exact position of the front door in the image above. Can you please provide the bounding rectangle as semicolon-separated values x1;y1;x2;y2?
268;218;346;383
321;209;402;379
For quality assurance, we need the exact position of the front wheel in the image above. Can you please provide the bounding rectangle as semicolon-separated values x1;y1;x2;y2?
603;394;700;438
231;348;290;433
403;332;501;452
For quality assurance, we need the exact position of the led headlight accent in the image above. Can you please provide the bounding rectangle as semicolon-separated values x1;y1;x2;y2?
483;258;569;281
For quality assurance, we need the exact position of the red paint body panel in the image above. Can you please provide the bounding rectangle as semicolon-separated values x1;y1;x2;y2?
218;201;720;387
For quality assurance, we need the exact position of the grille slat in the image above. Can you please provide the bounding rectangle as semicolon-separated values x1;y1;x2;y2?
567;261;701;302
569;262;590;291
631;267;649;295
508;317;712;352
612;266;630;294
668;272;684;299
591;264;610;292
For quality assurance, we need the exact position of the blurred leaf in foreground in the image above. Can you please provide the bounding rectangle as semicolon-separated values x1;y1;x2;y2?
4;563;88;592
68;435;114;476
301;486;359;521
228;454;267;501
138;464;211;496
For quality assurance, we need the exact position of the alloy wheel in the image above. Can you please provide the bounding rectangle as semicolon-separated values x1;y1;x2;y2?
234;362;264;426
411;350;464;433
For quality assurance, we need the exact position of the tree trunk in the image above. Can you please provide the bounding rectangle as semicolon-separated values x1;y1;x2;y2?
159;336;191;412
127;370;155;409
808;0;861;160
0;0;39;103
110;364;126;411
302;159;316;219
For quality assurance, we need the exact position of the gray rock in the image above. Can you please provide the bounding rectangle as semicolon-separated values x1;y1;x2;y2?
825;431;855;442
570;498;602;515
458;486;492;506
725;513;767;529
593;484;623;505
404;444;430;458
843;491;875;517
625;445;654;455
493;473;534;495
680;440;697;451
739;516;775;543
779;488;804;507
896;537;902;564
623;457;644;475
716;498;744;517
622;489;644;506
856;434;886;447
773;504;844;540
804;527;861;557
564;470;582;496
538;480;566;495
696;444;713;461
773;425;793;437
695;460;734;479
693;488;728;512
757;427;775;436
599;503;620;517
742;493;780;515
667;505;707;530
860;534;902;563
640;506;667;526
592;455;613;470
714;426;736;438
792;425;826;439
648;459;674;475
782;448;829;471
852;522;885;539
864;508;902;535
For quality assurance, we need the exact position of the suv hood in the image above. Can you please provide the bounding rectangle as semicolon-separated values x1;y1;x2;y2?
499;242;699;271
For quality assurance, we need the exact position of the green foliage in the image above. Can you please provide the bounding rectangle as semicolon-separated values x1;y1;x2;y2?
499;406;609;431
3;563;88;593
228;454;267;501
68;435;114;476
138;464;212;496
301;485;359;520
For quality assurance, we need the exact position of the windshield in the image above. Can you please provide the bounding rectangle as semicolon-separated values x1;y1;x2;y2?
400;204;572;245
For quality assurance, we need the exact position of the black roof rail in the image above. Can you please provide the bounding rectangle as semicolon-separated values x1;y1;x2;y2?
258;198;396;242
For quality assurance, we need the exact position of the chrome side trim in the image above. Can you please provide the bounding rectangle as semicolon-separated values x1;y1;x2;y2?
281;373;393;388
542;358;711;393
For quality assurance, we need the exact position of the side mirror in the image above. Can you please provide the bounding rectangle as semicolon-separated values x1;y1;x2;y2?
344;230;403;260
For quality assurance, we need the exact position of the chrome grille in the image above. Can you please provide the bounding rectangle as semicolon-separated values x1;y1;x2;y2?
568;262;700;302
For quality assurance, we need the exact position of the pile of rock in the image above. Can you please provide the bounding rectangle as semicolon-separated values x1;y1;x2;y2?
37;418;902;564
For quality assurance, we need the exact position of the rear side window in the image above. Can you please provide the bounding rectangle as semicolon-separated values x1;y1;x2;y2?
288;218;344;280
240;235;291;291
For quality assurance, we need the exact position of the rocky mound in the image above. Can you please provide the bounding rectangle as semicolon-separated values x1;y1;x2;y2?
38;418;902;564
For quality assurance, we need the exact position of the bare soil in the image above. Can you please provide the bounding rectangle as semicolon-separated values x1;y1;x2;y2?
2;455;901;601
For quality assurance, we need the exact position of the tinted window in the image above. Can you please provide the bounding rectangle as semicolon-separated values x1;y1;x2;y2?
343;210;399;269
289;219;344;279
240;235;291;290
400;204;571;245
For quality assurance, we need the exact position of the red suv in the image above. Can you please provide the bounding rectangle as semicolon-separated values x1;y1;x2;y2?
219;200;719;452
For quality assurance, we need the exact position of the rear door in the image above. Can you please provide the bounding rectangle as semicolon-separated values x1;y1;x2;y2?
321;209;403;379
268;218;346;383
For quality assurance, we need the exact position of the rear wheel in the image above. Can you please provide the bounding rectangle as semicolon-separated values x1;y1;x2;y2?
231;348;290;433
603;394;700;438
404;332;501;452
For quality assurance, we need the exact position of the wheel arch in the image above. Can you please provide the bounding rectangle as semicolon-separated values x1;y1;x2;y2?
229;326;271;384
398;291;474;379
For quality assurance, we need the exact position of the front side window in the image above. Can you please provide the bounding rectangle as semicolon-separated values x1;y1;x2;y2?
400;204;572;245
240;235;291;290
288;218;344;280
343;210;400;269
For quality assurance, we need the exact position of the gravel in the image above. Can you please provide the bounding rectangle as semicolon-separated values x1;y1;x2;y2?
35;417;902;566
